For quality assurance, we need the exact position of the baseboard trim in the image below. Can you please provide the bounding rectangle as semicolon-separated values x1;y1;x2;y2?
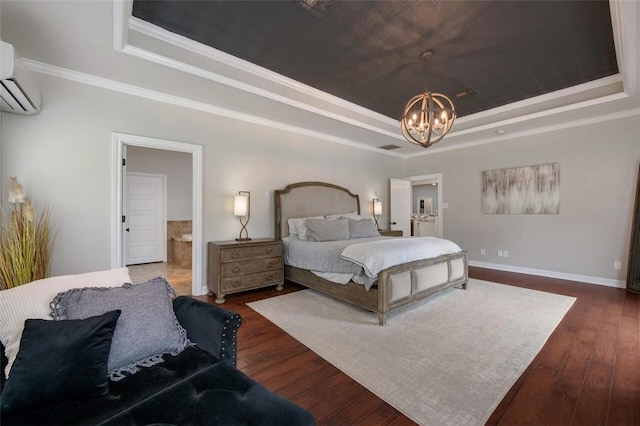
468;260;626;289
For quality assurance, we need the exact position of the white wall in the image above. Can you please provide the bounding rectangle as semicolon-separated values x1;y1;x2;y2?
1;0;638;289
127;146;192;220
0;74;403;279
406;116;640;285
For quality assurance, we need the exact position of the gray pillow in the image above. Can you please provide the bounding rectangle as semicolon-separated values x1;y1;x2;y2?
50;277;190;381
305;217;350;242
348;218;381;238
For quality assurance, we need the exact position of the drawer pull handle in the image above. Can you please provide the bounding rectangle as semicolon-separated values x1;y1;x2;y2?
231;251;240;259
266;247;274;254
266;262;273;268
232;266;240;273
266;274;274;281
232;280;241;288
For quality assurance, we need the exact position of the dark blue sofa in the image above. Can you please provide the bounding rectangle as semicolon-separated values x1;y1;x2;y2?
0;296;315;426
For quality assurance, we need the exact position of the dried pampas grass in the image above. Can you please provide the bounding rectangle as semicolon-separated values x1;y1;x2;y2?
0;178;54;290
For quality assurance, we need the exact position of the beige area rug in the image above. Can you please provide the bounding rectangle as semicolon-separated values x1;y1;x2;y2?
248;279;575;426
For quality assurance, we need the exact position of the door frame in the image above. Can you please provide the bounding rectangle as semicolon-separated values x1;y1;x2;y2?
111;132;205;296
406;173;443;238
125;172;168;265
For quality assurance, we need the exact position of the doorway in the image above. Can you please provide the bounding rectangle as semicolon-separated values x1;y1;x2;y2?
408;173;443;238
111;133;204;296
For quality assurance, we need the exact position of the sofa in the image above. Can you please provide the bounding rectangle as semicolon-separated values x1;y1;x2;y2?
0;270;315;426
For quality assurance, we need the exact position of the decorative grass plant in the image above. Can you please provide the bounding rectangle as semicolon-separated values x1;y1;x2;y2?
0;177;53;290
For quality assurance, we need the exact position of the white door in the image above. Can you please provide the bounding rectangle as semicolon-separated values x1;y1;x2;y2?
389;178;411;237
125;173;166;265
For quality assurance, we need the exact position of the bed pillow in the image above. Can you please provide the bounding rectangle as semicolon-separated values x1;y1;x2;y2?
0;310;121;414
348;218;381;238
0;267;131;379
288;216;324;240
287;218;307;237
305;217;350;242
326;211;366;220
50;277;190;381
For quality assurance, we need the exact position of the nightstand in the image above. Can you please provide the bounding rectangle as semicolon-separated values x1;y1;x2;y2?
379;229;403;237
207;238;284;304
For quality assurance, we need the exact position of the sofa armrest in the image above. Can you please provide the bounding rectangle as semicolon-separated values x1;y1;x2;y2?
173;296;242;366
1;341;6;391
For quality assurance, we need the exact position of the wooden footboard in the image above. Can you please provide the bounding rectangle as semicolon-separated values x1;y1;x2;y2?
285;251;468;325
377;251;468;325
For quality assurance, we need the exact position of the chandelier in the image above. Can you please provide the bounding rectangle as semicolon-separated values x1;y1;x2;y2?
400;51;456;148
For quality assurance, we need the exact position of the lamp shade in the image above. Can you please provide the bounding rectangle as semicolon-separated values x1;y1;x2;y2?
373;199;382;216
233;194;249;216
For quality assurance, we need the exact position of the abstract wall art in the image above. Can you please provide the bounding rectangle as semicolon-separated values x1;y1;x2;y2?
481;163;560;214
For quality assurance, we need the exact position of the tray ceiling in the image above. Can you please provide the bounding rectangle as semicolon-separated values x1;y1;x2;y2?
118;0;636;156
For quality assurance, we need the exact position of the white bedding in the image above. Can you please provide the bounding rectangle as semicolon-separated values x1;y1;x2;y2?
341;237;462;278
284;236;462;290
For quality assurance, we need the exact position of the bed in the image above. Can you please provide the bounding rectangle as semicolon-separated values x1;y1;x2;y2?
274;181;468;325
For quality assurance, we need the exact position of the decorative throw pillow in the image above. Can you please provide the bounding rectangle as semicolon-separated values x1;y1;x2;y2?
288;216;324;240
0;310;121;414
0;267;131;378
50;277;190;381
348;218;381;238
305;217;350;242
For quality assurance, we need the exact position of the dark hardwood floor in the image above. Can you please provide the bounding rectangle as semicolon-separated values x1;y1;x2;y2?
194;267;639;425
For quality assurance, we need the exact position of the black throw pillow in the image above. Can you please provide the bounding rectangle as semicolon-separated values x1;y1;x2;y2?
0;309;121;414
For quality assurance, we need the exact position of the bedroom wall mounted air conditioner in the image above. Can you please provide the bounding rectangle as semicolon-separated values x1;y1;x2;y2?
0;40;41;115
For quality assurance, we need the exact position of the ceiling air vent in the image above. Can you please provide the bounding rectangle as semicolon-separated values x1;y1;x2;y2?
0;40;41;115
456;88;476;99
379;144;401;151
296;0;336;18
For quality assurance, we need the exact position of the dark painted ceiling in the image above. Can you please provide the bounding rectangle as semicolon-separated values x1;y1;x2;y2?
132;0;618;121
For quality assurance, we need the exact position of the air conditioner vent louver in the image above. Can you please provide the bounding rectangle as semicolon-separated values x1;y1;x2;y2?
1;79;38;113
1;40;41;115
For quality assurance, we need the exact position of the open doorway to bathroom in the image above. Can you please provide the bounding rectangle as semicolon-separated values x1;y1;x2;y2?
125;148;192;296
111;133;204;296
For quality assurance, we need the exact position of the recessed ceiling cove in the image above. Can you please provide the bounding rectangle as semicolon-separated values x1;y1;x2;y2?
132;0;618;121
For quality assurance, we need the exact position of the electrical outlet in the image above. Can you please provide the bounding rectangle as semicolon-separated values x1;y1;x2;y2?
480;248;486;255
614;261;622;270
503;250;509;258
497;250;503;257
442;202;449;209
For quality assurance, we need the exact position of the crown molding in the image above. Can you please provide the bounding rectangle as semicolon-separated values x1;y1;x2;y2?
23;59;404;158
123;14;630;146
454;74;623;127
112;0;132;51
119;42;403;143
113;1;639;158
24;56;639;161
408;105;640;158
127;15;397;126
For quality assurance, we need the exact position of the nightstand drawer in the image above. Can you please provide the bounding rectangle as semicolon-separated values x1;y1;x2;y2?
221;257;281;277
220;243;282;262
221;270;283;292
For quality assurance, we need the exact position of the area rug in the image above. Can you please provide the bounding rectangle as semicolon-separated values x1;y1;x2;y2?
247;279;575;426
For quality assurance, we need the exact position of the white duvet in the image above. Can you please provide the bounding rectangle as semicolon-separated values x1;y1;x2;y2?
284;235;462;290
340;237;462;278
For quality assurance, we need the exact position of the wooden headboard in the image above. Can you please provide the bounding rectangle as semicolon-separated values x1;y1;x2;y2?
274;182;360;239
